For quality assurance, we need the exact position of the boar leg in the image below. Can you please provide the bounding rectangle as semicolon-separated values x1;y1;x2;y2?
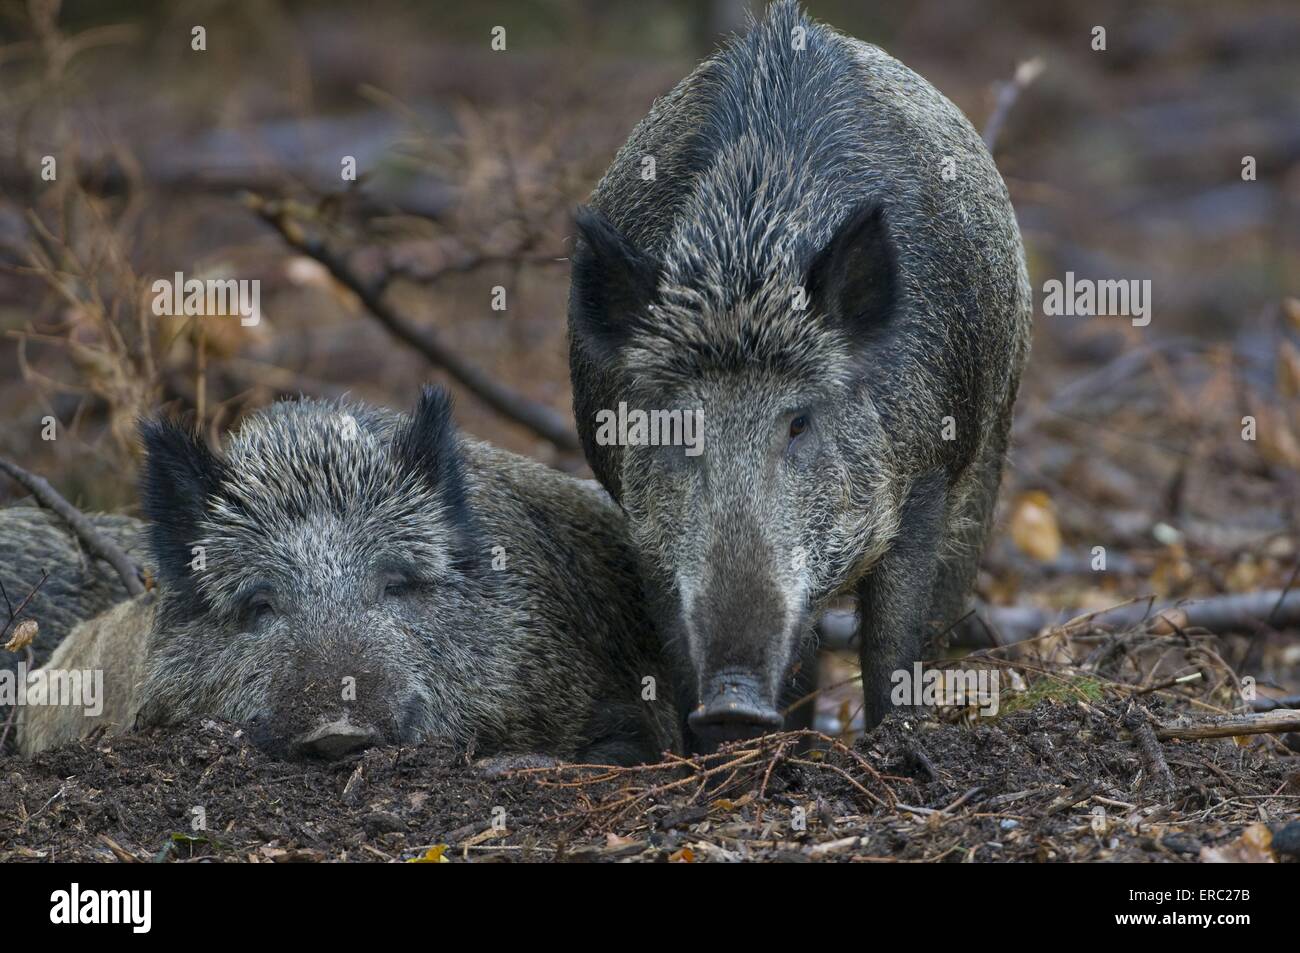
856;471;948;729
929;415;1011;638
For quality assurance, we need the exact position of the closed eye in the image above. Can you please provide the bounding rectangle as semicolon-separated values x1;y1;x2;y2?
242;589;277;625
380;570;424;599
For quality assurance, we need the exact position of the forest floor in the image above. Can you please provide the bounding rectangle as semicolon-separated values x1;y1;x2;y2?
0;0;1297;863
2;631;1297;863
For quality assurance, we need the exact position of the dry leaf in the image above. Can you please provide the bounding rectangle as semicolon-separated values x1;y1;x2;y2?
408;844;450;863
1255;407;1300;469
1009;491;1061;562
4;618;37;653
1198;823;1274;863
1223;555;1261;593
462;827;504;848
1148;607;1190;635
1283;297;1300;332
1278;339;1300;400
1150;544;1193;598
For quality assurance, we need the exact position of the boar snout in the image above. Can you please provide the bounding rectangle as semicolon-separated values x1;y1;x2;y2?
683;518;799;748
290;717;379;760
243;651;417;760
245;710;379;761
689;671;783;747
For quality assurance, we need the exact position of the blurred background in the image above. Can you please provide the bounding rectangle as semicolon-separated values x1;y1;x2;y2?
0;0;1297;718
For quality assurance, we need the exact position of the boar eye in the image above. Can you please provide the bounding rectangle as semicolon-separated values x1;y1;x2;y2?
789;415;809;440
244;592;277;624
381;572;420;599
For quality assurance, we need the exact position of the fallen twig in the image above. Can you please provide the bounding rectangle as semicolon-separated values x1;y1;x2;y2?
1012;337;1203;443
1154;709;1300;741
1252;694;1300;712
1123;701;1176;794
822;588;1300;650
1133;672;1203;696
0;459;145;597
1042;780;1102;817
98;833;142;863
1267;561;1299;627
513;729;897;829
788;757;888;809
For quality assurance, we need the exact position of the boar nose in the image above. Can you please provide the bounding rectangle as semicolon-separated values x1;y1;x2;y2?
689;672;783;745
290;717;379;760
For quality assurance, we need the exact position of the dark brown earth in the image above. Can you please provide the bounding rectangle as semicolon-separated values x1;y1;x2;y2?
3;670;1296;863
0;1;1296;865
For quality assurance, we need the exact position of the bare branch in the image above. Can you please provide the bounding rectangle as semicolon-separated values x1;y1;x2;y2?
1154;709;1300;741
983;57;1045;153
820;586;1300;651
245;194;581;452
0;458;145;597
0;569;48;644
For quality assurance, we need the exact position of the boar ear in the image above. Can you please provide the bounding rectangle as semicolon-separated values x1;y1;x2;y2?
139;417;225;592
570;206;660;360
804;203;897;333
396;385;474;545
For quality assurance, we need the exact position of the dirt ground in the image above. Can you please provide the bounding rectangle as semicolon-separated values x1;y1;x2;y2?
0;1;1297;864
3;650;1297;863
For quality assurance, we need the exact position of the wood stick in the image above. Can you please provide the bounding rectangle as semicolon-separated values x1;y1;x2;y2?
1253;694;1300;712
1154;709;1300;741
1123;703;1175;792
820;589;1300;650
246;194;581;452
0;458;145;597
98;833;142;863
982;58;1044;153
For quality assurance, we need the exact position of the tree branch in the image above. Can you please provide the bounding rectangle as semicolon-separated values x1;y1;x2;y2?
1154;709;1300;741
245;194;581;452
819;588;1300;650
983;57;1045;154
0;458;145;597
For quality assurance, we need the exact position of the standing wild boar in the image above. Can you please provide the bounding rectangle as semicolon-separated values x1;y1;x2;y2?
14;389;679;763
568;0;1031;747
